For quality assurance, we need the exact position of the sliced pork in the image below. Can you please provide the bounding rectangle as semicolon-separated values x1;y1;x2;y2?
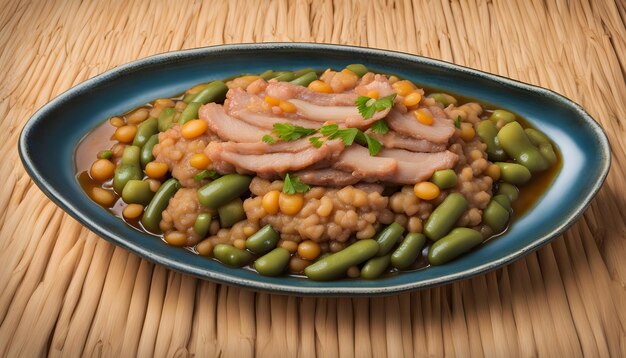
386;107;455;144
367;131;447;153
333;145;398;178
378;149;459;184
199;103;266;143
265;81;358;106
295;168;360;186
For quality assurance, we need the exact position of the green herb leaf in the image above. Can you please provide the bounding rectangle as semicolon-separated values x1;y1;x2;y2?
262;134;276;144
364;134;382;156
272;123;316;141
454;115;461;128
309;136;324;148
355;94;397;119
97;150;113;160
370;120;389;134
282;173;310;194
194;169;220;182
319;123;339;136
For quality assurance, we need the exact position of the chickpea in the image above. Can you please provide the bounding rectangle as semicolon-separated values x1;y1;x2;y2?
114;125;137;143
262;190;280;215
123;204;144;220
189;153;210;169
414;182;440;200
279;193;304;215
297;240;321;260
109;116;125;127
181;119;208;139
164;231;187;247
145;162;169;179
91;187;116;207
126;108;149;124
196;239;214;256
90;159;115;181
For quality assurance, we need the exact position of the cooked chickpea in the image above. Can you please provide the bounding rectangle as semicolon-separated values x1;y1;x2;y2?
147;178;161;192
262;190;280;215
279;100;297;113
154;98;175;108
90;159;116;181
485;164;501;181
181;119;208;139
329;241;345;253
392;80;416;96
308;80;333;93
279;239;299;253
91;187;116;207
189;153;211;169
289;256;311;273
233;238;246;250
114;125;137;143
123;204;144;220
149;106;162;118
408;216;423;233
279;192;304;215
414;182;441;200
145;162;169;179
403;92;422;107
460;124;476;141
297;240;321;260
243;225;256;237
111;143;126;158
164;231;187;246
126;108;149;124
469;149;484;161
196;239;213;256
316;196;334;217
109;116;125;127
175;101;187;111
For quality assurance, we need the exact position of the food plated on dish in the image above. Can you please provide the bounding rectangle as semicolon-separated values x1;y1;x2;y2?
19;43;610;295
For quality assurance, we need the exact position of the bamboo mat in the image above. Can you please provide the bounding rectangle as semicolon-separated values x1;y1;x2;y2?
1;0;625;356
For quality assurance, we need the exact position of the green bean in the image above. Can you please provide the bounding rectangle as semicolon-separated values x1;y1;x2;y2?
495;162;532;185
132;117;158;148
140;134;159;168
290;72;318;87
157;108;176;132
259;70;276;80
121;180;154;205
423;193;468;241
345;64;369;77
222;73;256;82
293;68;315;77
497;183;519;202
97;150;112;160
428;228;483;265
197;174;252;209
391;233;426;270
427;93;457;107
178;102;202;125
304;239;379;281
113;146;142;193
375;222;405;256
141;178;181;232
492;194;512;211
489;109;516;125
525;128;557;165
476;120;507;161
483;200;510;232
189;80;228;104
245;224;279;254
182;92;196;103
194;213;212;238
218;198;246;228
497;122;549;172
213;244;251;267
194;169;219;182
361;254;391;280
430;169;458;189
272;72;295;82
254;248;291;276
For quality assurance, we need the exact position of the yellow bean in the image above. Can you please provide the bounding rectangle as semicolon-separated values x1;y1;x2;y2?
279;192;304;215
460;124;476;141
196;239;214;256
414;182;441;200
165;231;187;246
279;100;297;113
123;204;144;219
109;116;125;127
91;187;116;207
485;164;501;181
189;153;211;169
154;98;175;108
90;159;116;181
366;90;379;99
181;119;208;139
308;80;333;93
264;95;281;106
145;162;169;179
126;108;149;124
262;190;280;215
403;92;422;107
297;240;321;260
413;109;433;125
114;125;137;143
392;80;416;96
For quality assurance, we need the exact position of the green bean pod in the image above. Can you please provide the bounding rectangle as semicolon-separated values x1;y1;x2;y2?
197;174;252;209
430;169;458;189
375;222;405;256
428;228;483;265
423;193;469;241
178;102;202;125
245;224;280;254
361;254;391;279
254;248;291;276
290;72;318;87
194;213;212;238
213;244;252;267
427;93;457;107
140;134;159;168
141;178;181;233
97;150;113;160
497;122;549;172
218;198;246;228
157;107;176;132
495;162;532;185
259;70;276;80
292;68;315;77
132;117;158;148
391;233;426;270
304;239;379;281
113;146;142;193
189;80;228;104
489;109;516;125
492;194;512;211
497;183;519;202
121;180;154;205
476;120;507;161
525;128;557;165
272;72;295;82
345;64;369;77
483;200;510;233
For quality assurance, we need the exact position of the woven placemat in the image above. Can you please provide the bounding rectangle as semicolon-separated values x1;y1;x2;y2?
1;0;625;356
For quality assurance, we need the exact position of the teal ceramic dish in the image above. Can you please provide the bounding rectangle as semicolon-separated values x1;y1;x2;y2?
18;43;610;296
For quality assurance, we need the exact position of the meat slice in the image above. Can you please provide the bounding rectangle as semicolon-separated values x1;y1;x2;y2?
386;107;455;144
289;99;391;129
354;74;396;98
206;139;345;176
378;149;458;184
294;168;360;186
265;81;358;106
199;103;267;142
210;138;313;155
367;130;447;153
333;145;398;178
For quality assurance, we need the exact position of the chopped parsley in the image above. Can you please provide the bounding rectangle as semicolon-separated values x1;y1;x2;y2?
272;123;316;141
282;173;310;194
355;94;397;119
261;134;277;144
194;169;220;182
454;115;461;128
309;136;324;148
370;119;389;134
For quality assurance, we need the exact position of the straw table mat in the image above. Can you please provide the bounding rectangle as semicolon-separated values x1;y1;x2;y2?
1;0;626;356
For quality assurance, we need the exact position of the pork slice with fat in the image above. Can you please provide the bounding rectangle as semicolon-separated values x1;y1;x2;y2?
386;107;455;144
378;148;458;184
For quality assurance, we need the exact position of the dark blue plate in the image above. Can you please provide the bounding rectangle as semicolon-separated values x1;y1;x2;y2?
18;43;610;296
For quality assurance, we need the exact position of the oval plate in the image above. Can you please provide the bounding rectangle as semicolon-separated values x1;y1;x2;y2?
19;43;610;296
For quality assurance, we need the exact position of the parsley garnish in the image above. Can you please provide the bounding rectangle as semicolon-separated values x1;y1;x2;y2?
272;123;316;141
283;173;310;194
364;134;382;156
355;94;397;119
454;115;461;128
262;134;276;144
309;136;324;148
370;120;389;134
194;169;220;182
